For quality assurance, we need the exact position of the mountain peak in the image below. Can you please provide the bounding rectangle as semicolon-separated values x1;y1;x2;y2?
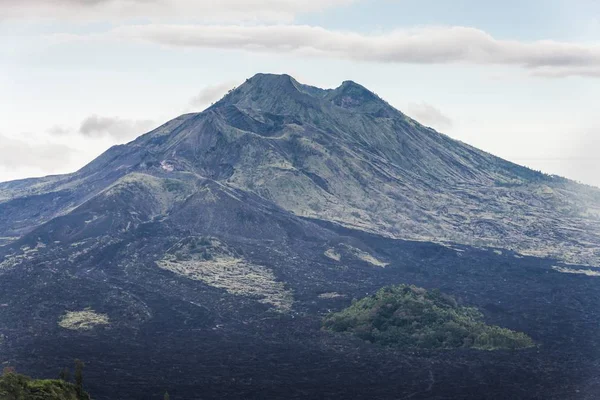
328;80;382;108
215;73;392;117
340;79;366;89
216;73;317;114
248;72;294;82
240;73;301;94
319;79;393;116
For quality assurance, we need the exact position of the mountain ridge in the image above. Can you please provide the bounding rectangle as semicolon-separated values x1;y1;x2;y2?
1;73;598;264
1;73;600;399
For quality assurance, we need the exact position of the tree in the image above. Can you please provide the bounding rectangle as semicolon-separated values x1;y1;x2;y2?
74;359;85;396
164;391;171;400
59;367;71;382
0;367;26;400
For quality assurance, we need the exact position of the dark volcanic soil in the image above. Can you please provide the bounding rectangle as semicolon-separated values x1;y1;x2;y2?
3;221;600;399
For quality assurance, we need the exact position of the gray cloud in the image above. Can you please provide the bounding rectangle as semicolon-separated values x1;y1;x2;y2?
406;103;453;131
47;125;71;136
1;0;352;21
189;81;239;109
0;134;75;170
111;25;600;77
79;115;156;140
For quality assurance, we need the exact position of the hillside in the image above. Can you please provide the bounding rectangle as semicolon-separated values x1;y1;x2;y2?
0;74;599;399
1;74;599;264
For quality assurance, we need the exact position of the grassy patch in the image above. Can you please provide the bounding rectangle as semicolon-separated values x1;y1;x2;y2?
59;309;110;331
318;292;345;299
324;248;341;261
157;237;293;312
343;245;388;267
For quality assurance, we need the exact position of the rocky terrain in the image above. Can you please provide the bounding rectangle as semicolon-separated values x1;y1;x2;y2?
0;74;600;399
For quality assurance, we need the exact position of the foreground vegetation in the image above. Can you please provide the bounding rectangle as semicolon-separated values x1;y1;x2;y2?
0;362;90;400
323;285;535;350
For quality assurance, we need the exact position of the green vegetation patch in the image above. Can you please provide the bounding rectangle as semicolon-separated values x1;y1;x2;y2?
323;285;534;350
0;369;89;400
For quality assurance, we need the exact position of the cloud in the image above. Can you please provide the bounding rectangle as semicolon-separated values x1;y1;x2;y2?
1;0;353;22
108;24;600;78
0;134;75;171
78;115;156;140
0;115;154;182
530;66;600;78
189;81;239;109
406;103;453;131
47;125;71;136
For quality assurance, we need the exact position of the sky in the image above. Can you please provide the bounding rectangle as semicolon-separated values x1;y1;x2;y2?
1;0;599;187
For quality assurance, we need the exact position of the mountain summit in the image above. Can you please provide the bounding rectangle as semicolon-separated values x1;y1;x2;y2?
2;73;597;263
1;74;600;399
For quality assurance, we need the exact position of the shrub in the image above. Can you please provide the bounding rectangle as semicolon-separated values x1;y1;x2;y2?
0;366;90;400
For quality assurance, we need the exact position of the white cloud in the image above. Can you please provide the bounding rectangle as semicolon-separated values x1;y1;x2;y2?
108;24;600;78
0;0;353;22
189;81;239;110
78;115;157;141
406;102;453;131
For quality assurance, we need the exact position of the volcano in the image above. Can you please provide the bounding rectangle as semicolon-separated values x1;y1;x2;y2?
1;74;599;399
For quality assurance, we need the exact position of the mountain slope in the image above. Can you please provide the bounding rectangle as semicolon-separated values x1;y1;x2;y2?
1;73;600;399
2;73;599;264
